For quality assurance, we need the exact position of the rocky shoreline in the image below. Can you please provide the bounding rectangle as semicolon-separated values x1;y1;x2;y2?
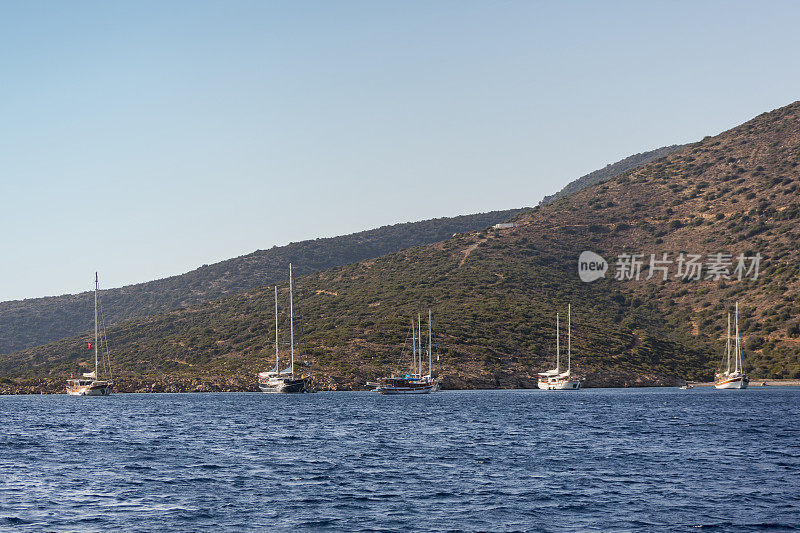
688;379;800;387
4;373;787;395
0;377;258;395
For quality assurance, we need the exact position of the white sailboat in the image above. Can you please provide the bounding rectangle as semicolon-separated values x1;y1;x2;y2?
258;264;310;393
371;310;441;394
715;301;749;389
538;304;581;390
66;273;113;396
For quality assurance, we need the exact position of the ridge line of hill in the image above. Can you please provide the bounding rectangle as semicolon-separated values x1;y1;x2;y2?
0;144;685;357
0;210;526;354
538;145;686;206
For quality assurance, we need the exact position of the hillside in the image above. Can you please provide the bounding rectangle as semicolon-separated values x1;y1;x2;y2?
0;209;526;355
0;145;684;358
3;101;800;392
538;145;685;205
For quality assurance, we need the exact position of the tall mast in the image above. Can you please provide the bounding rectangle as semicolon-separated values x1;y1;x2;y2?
567;304;571;374
726;312;731;373
734;301;740;374
418;313;422;378
739;303;745;373
274;285;279;372
289;264;294;380
556;312;560;372
428;309;432;378
412;319;416;376
94;272;99;379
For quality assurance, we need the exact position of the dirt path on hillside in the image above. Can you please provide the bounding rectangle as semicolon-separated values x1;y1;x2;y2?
459;239;486;266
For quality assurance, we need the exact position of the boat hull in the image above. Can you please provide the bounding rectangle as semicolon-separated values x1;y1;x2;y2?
258;377;309;393
714;376;749;389
372;376;438;394
538;379;581;390
66;381;112;396
375;384;434;394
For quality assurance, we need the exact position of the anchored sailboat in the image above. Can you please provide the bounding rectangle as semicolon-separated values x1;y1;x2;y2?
66;273;113;396
370;310;441;394
714;301;749;389
538;304;581;390
258;264;311;393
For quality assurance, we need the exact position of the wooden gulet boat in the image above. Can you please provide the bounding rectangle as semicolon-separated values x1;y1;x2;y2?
258;264;311;393
538;304;582;390
370;310;441;394
714;301;749;390
66;273;113;396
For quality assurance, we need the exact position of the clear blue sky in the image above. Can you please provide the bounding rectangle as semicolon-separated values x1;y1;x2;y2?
2;1;799;301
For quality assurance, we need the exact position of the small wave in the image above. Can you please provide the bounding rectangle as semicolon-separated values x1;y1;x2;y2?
297;518;341;528
2;517;33;525
123;464;153;471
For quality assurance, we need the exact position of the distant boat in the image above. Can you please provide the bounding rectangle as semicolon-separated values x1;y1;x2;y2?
258;264;311;393
714;301;749;390
66;273;113;396
538;304;582;390
680;384;694;390
371;310;441;394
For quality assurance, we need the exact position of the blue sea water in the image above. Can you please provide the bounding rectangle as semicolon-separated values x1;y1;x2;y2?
1;388;798;532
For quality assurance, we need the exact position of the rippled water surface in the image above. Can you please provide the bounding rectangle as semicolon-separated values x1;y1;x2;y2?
1;388;799;531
